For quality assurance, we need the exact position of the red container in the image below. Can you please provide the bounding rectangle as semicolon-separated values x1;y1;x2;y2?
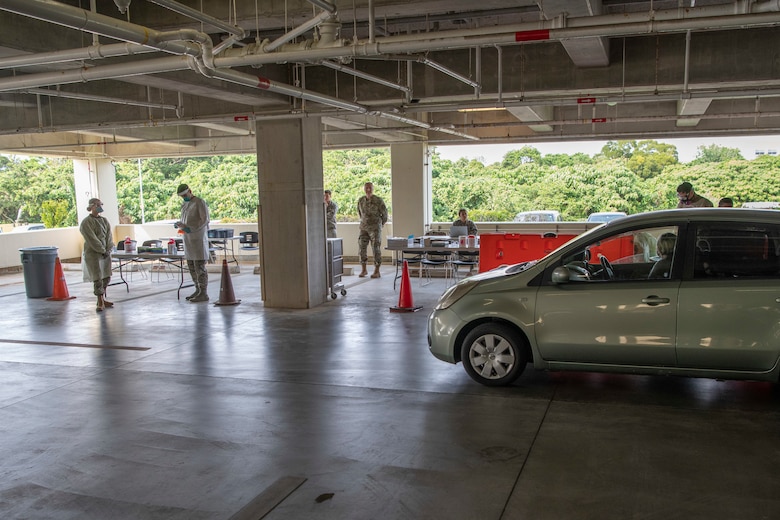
478;233;578;272
587;235;634;264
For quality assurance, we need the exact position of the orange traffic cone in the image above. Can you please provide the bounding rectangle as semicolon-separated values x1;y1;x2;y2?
47;257;76;301
390;260;422;313
214;259;241;306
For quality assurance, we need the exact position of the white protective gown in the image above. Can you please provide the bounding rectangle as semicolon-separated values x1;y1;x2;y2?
79;214;113;282
179;195;210;260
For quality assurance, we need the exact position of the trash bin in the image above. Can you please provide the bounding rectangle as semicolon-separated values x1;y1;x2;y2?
19;246;58;298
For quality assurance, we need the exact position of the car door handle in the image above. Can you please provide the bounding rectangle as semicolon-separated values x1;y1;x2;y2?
642;296;670;306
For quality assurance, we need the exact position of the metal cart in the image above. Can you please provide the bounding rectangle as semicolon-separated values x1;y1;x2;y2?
327;238;347;299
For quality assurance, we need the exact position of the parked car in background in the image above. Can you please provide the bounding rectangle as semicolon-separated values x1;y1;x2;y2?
11;224;46;232
428;208;780;386
587;211;627;223
514;210;562;222
742;202;780;209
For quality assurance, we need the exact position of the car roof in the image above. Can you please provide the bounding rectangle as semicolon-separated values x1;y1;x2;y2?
601;208;780;227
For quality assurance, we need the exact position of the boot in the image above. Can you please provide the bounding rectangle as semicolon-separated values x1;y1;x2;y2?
359;263;368;278
190;292;209;302
190;276;209;302
102;298;114;308
370;265;381;278
96;295;105;312
185;289;200;300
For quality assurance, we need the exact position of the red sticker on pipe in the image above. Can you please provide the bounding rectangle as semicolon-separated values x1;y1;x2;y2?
257;77;271;89
515;30;550;42
234;116;249;122
577;97;596;104
591;118;607;123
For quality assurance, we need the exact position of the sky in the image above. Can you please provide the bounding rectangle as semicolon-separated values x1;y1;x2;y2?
434;135;780;164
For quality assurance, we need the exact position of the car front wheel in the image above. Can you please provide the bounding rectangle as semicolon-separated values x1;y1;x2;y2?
460;323;527;386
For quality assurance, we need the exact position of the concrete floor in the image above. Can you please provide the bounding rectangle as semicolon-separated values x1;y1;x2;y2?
0;263;778;520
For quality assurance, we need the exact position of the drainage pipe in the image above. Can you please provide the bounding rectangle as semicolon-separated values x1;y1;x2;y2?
147;0;245;39
307;0;337;15
320;60;410;93
0;42;155;70
0;0;205;59
22;87;178;111
0;55;194;92
419;57;479;89
264;10;336;53
216;9;780;68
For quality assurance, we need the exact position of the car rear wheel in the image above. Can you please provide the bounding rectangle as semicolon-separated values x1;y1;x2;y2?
461;323;527;386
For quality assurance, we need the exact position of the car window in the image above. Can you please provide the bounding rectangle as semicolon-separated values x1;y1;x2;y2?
694;223;780;279
558;225;680;282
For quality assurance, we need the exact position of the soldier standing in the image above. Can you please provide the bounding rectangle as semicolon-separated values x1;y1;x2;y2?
357;182;388;278
324;189;338;238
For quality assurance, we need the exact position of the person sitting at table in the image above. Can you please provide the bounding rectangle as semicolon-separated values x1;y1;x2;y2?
79;198;114;312
453;208;478;235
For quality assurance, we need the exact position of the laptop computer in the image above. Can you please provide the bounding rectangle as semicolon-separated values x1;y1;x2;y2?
449;225;469;238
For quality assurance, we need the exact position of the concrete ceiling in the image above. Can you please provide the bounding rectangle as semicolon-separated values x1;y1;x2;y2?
0;0;779;159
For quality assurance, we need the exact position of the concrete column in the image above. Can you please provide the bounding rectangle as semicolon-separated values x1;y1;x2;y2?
390;142;430;238
256;117;327;309
73;159;119;238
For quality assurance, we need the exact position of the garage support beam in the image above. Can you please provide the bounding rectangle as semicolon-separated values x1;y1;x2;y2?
257;117;327;309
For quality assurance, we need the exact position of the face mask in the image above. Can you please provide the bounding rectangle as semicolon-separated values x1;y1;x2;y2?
96;206;104;213
183;197;191;202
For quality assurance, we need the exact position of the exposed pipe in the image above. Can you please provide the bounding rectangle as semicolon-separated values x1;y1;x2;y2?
215;8;780;68
0;0;205;60
21;87;178;111
0;42;155;70
264;10;336;53
320;60;410;93
368;0;375;44
204;67;368;114
683;29;691;93
419;57;480;89
306;0;337;15
146;0;245;39
0;55;194;91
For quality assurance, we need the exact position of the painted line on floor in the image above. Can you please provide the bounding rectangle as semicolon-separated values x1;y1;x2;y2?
0;339;151;351
228;476;307;520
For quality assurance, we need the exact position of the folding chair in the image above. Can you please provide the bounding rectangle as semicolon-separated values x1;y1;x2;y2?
420;250;453;287
452;251;479;281
239;231;259;250
394;250;423;290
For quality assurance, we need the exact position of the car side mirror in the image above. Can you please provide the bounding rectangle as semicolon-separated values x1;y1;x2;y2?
551;266;570;284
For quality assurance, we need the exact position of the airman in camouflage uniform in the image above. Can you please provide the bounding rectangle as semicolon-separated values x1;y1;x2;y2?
357;182;388;278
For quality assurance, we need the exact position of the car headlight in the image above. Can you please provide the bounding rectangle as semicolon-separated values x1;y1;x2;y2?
434;280;477;310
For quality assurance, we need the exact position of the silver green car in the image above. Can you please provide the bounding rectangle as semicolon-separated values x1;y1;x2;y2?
428;208;780;386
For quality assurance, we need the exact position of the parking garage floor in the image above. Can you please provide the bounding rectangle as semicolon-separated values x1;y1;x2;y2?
0;263;778;520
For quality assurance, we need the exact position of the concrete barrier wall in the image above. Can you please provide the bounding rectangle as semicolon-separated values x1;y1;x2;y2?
0;227;85;270
0;221;599;269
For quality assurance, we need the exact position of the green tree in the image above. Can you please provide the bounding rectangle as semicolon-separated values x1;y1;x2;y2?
501;146;542;169
40;200;71;228
599;140;637;159
691;144;744;164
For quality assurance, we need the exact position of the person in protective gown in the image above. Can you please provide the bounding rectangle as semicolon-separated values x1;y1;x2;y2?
174;183;211;302
79;198;114;311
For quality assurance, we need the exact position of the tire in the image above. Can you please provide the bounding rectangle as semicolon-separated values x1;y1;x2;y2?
460;323;527;386
331;293;337;299
341;289;347;296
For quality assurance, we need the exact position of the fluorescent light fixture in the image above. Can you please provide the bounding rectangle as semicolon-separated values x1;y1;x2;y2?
457;107;506;113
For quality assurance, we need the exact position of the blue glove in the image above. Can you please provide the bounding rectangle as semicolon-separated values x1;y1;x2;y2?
184;226;191;233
